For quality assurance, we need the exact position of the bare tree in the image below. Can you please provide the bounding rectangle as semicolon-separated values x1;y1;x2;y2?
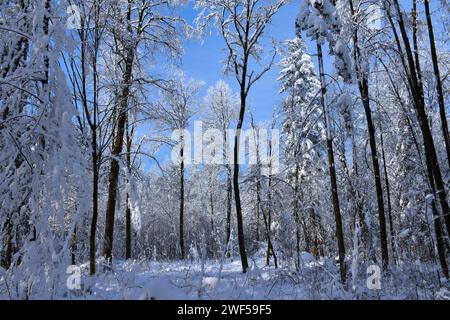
347;0;388;270
202;80;239;254
385;0;449;278
423;0;450;170
153;73;203;259
103;0;185;262
195;0;288;273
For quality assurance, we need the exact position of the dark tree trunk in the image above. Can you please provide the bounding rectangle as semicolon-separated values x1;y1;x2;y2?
349;0;388;270
225;163;232;257
89;128;99;274
125;194;131;259
360;80;389;270
256;172;261;243
233;64;249;273
425;152;449;279
179;140;185;259
293;164;302;270
388;0;450;277
379;116;396;264
103;47;134;262
103;2;134;262
71;226;77;265
209;182;214;231
125;118;132;260
88;1;100;275
317;43;346;283
392;0;450;238
424;0;450;171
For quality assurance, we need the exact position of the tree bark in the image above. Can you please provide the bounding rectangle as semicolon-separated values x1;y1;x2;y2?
379;114;396;264
225;163;232;257
392;0;450;239
179;138;185;259
424;0;450;171
71;226;77;265
89;127;99;273
86;0;100;275
293;164;302;271
103;45;134;262
103;2;134;262
388;0;450;277
209;179;214;231
349;0;388;270
233;63;249;273
317;43;346;283
125;117;133;260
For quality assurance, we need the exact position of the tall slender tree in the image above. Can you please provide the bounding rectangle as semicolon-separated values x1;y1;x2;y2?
195;0;289;273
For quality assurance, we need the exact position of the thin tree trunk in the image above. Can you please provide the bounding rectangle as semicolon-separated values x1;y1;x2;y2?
233;70;249;273
349;0;388;270
388;0;450;278
264;175;278;268
103;49;134;262
89;127;99;273
293;164;302;270
179;139;185;259
425;152;449;278
125;117;132;260
392;0;450;240
89;2;100;275
225;163;232;257
71;226;77;265
424;0;450;170
103;2;134;262
317;43;346;284
379;117;396;264
209;181;214;231
360;79;389;270
256;173;261;243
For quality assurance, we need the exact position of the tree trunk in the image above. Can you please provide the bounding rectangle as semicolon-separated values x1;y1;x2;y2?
256;172;261;243
71;226;77;265
349;0;388;270
293;164;302;271
389;0;450;278
225;163;232;257
103;1;134;262
209;182;214;231
360;79;389;270
379;116;396;264
89;128;99;274
425;152;449;279
179;139;185;259
102;46;134;262
317;43;346;284
125;117;132;260
89;1;100;275
233;68;249;273
424;0;450;171
392;0;450;240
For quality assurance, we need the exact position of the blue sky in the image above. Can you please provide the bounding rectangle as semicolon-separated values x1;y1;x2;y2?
180;1;300;123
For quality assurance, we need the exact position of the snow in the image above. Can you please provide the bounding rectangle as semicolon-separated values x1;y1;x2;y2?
2;252;446;300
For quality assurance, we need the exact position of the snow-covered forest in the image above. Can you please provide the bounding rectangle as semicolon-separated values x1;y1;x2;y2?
0;0;449;300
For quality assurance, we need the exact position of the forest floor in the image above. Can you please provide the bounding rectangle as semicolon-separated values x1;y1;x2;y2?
66;251;450;300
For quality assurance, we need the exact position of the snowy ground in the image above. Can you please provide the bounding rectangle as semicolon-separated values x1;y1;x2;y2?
2;247;450;300
58;253;450;300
